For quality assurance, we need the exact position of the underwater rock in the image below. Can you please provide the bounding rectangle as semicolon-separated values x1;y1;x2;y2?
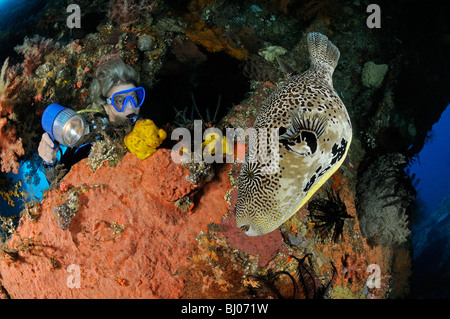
241;54;280;83
356;153;414;247
222;82;273;130
361;61;388;89
0;149;233;298
170;38;207;65
138;34;154;52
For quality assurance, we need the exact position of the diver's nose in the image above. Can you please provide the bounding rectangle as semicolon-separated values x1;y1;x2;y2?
123;98;133;111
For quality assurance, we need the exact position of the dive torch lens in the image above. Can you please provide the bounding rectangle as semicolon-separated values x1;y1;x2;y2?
62;115;86;147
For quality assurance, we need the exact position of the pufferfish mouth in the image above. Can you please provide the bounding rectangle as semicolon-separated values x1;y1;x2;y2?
237;223;260;237
239;224;250;232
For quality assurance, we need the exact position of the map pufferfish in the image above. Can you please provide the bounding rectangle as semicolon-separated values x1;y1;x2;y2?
236;32;352;236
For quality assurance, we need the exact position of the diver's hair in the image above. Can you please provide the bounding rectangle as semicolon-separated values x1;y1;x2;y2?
89;58;140;111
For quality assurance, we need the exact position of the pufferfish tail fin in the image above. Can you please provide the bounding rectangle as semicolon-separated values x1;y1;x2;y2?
307;32;340;72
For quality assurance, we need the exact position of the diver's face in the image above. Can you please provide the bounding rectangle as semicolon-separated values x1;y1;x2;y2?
104;83;141;123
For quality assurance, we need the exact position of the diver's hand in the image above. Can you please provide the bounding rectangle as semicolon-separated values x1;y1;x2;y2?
38;133;58;164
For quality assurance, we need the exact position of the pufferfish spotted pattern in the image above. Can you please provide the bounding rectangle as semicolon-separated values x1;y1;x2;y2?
236;32;352;236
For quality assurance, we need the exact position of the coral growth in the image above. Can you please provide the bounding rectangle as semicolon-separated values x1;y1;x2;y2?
53;190;80;230
180;228;257;298
280;164;394;299
21;199;41;223
0;179;23;207
258;45;287;62
362;61;388;89
88;138;128;172
0;59;25;174
183;160;215;186
0;216;19;242
53;184;105;230
108;0;157;27
14;35;55;77
341;253;367;286
184;11;248;60
356;153;414;247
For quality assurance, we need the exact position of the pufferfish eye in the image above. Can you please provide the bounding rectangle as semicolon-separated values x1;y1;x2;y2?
243;162;260;181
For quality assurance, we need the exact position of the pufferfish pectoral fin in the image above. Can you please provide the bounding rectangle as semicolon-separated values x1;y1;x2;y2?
279;109;328;157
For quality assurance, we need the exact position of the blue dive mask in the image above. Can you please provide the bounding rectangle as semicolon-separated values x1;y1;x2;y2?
106;87;145;112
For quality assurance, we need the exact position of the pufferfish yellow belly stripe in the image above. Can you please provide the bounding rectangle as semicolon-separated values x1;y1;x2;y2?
236;32;352;236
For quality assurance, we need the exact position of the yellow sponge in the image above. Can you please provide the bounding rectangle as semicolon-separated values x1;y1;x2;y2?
124;119;167;160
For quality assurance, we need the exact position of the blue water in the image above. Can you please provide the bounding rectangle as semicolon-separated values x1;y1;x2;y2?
408;102;450;298
408;104;450;214
0;156;49;216
0;143;71;216
0;0;47;31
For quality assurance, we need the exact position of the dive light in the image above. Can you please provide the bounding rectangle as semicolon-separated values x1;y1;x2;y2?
41;103;89;148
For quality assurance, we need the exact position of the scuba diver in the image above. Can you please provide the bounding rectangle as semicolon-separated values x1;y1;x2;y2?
38;57;145;183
